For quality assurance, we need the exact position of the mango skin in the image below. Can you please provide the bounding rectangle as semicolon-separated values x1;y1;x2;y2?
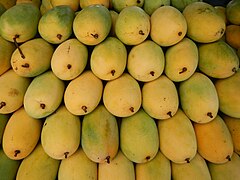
0;114;9;145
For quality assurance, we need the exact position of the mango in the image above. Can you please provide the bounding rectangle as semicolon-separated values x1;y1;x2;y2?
0;148;21;180
40;0;53;15
164;37;198;82
16;0;41;8
0;0;16;9
120;108;159;163
135;150;171;180
51;38;88;81
103;73;142;117
158;109;197;163
0;114;9;144
51;0;79;11
16;143;60;180
193;115;234;164
64;70;103;116
24;70;65;119
0;36;16;75
115;5;150;45
214;69;240;118
150;5;187;46
142;75;179;120
208;152;240;180
80;0;109;9
226;0;240;25
90;36;127;81
73;4;112;45
143;0;170;15
127;40;165;82
179;72;219;123
111;0;144;12
0;3;40;43
171;0;200;11
58;148;97;180
225;24;240;49
183;1;225;43
98;150;135;180
109;10;118;36
171;152;211;180
0;69;31;114
11;38;54;77
198;40;239;79
81;104;119;163
41;105;80;160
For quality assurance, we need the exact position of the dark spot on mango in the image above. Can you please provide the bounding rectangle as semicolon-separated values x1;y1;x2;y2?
185;157;190;163
137;0;141;4
150;71;155;76
232;67;237;73
0;101;6;109
111;70;115;76
207;112;213;118
91;33;99;39
21;63;29;68
167;111;172;117
8;88;19;97
40;103;46;109
57;34;62;40
178;31;182;36
64;152;69;159
146;156;151;161
13;34;25;59
226;155;231;161
82;105;88;113
67;64;72;69
106;156;110;164
179;67;187;74
139;30;145;35
129;107;134;113
14;150;21;157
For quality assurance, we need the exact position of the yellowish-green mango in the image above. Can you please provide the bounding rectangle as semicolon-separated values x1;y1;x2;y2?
16;0;41;8
142;75;179;120
158;109;197;163
182;2;225;43
58;148;97;180
2;107;42;160
0;3;40;43
0;69;31;114
120;108;159;163
38;5;75;44
193;115;234;164
90;37;127;81
40;0;53;15
0;3;6;16
81;104;119;163
221;114;240;155
115;6;150;45
41;105;81;160
51;0;79;11
11;38;54;77
214;69;240;118
64;70;103;116
109;10;118;36
111;0;144;12
208;152;240;180
98;150;135;180
0;148;21;180
103;73;142;117
73;4;112;45
127;40;165;82
0;36;15;75
16;143;60;180
80;0;109;9
164;37;198;82
143;0;170;15
0;114;9;145
24;70;65;119
198;40;239;79
226;0;240;25
135;150;171;180
0;0;16;9
171;0;201;12
179;72;219;123
171;152;211;180
51;38;88;81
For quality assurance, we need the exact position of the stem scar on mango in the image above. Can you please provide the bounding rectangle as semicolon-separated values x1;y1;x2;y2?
167;111;172;118
40;103;46;109
82;105;88;113
111;70;115;76
14;150;21;157
91;33;99;39
207;112;213;118
13;34;25;59
21;63;30;68
0;101;6;109
57;34;62;40
129;107;134;113
179;67;187;74
64;152;69;159
106;155;110;164
150;71;155;76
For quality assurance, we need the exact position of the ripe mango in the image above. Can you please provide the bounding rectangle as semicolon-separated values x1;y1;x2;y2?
0;69;31;114
16;143;60;180
24;70;65;119
179;72;219;123
51;38;88;81
171;153;211;180
214;69;240;118
90;37;127;81
11;38;54;77
120;108;159;163
98;150;135;180
193;115;234;164
143;0;170;15
80;0;109;9
2;107;42;160
81;104;119;163
41;105;81;160
58;148;97;180
51;0;79;11
64;70;103;116
127;40;165;82
142;75;179;120
103;73;142;117
158;109;197;163
135;150;171;180
111;0;144;12
226;0;240;25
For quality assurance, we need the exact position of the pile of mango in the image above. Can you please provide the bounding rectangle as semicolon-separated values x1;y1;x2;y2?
0;0;240;179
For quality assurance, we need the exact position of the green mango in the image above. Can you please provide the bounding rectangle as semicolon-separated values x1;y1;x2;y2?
120;108;159;163
51;0;80;11
171;0;201;12
38;5;75;44
81;104;119;163
0;3;40;43
0;3;6;16
16;143;60;180
11;38;54;77
41;105;81;160
111;0;144;12
0;114;9;145
0;69;31;114
143;0;170;15
24;70;65;119
0;148;21;180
